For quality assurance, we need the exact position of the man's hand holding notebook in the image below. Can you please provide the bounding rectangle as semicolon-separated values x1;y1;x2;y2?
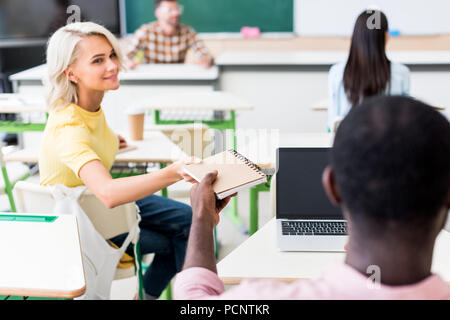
183;150;267;199
189;170;235;226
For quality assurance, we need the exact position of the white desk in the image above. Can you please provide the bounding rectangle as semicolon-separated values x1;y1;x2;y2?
217;218;450;285
0;94;46;113
9;64;219;86
217;50;450;132
146;91;253;153
9;64;219;143
216;50;450;66
0;214;86;298
119;63;219;81
143;91;253;111
4;131;187;164
9;63;219;89
116;131;186;163
217;50;347;66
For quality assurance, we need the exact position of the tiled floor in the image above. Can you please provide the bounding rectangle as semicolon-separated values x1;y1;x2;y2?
0;172;273;300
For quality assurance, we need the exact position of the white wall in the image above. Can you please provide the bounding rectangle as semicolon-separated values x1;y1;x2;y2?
295;0;450;36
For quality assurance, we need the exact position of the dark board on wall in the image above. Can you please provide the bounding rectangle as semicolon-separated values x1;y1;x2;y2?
125;0;293;34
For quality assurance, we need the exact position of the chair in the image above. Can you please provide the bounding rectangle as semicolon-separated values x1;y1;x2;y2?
146;123;215;199
148;123;215;199
12;181;146;300
0;148;31;212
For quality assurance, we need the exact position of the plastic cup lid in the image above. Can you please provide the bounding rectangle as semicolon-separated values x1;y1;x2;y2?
125;107;145;115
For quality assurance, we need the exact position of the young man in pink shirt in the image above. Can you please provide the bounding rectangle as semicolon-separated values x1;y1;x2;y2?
174;96;450;300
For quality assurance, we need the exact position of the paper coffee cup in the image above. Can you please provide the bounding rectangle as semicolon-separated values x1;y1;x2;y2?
126;108;145;141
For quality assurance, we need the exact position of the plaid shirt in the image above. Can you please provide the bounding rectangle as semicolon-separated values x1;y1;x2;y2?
126;21;212;64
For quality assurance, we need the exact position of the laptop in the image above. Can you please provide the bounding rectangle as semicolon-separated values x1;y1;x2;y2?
276;147;348;252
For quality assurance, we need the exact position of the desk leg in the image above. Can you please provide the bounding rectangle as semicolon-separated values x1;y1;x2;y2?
153;109;160;124
2;166;16;212
230;110;237;150
249;187;259;236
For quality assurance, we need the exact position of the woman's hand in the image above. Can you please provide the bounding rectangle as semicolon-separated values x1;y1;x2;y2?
168;156;202;183
117;134;127;149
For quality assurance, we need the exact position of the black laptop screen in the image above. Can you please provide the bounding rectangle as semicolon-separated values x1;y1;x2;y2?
276;148;343;220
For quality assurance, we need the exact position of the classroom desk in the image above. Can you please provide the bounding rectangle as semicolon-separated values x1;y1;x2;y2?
0;94;46;113
12;48;450;136
145;91;253;149
310;98;447;113
9;63;219;147
4;130;187;201
0;214;86;299
217;218;450;285
9;63;219;86
217;50;450;132
217;50;450;66
0;94;46;135
3;130;186;164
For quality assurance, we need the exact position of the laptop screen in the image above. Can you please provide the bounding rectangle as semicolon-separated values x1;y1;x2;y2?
276;148;343;220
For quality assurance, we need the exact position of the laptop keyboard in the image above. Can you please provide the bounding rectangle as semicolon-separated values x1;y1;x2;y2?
281;221;347;236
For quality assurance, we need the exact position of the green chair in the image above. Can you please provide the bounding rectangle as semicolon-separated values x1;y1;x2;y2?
0;148;31;212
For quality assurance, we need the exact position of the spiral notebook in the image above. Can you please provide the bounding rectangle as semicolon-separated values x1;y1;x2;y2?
183;150;267;199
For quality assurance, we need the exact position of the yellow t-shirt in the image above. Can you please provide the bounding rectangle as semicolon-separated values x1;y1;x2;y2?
39;103;119;187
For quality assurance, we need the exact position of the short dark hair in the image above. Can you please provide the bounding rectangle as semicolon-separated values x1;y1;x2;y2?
331;96;450;229
155;0;177;9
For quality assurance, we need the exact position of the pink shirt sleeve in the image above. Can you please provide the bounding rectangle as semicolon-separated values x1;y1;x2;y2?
174;267;225;300
174;267;315;300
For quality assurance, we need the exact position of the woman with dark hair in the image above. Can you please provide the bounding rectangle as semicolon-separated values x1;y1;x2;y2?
328;10;410;131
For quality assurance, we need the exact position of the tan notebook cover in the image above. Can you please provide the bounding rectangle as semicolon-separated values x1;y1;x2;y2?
184;150;267;199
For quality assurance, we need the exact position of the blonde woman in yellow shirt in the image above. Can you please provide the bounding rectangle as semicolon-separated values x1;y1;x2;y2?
40;22;199;300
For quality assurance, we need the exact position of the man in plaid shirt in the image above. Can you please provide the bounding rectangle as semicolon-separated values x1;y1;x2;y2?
126;0;214;68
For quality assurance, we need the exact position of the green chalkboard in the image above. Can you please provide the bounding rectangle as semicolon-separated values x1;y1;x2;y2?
125;0;293;34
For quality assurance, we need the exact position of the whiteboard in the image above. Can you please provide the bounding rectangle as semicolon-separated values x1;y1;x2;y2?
295;0;450;36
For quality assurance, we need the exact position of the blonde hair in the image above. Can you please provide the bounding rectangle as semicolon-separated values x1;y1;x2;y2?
43;22;125;110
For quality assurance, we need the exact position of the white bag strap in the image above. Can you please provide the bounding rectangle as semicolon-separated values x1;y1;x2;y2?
50;184;144;298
